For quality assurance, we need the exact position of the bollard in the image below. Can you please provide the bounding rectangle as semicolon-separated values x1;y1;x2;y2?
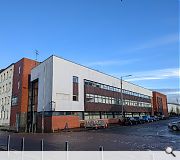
65;141;69;151
7;135;10;151
41;139;44;151
21;137;25;151
99;146;104;151
99;146;104;160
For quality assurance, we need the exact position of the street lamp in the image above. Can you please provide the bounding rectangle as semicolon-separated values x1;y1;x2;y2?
120;75;132;118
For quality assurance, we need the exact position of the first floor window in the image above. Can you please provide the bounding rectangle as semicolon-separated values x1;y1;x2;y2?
73;95;78;101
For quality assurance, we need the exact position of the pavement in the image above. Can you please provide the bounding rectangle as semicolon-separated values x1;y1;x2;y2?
0;117;179;151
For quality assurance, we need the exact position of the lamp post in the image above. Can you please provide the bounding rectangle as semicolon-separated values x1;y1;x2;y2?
120;75;132;118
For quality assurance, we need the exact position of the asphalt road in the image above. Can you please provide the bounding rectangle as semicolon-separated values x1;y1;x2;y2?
0;117;180;151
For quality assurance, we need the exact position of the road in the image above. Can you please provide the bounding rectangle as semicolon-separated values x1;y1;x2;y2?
0;117;179;151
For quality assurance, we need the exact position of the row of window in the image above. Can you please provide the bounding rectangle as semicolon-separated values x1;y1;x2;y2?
0;110;9;120
0;96;11;106
0;82;12;94
84;112;150;120
0;69;13;83
86;94;152;108
84;80;151;99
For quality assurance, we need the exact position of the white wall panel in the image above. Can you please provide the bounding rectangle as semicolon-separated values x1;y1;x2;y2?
31;57;53;112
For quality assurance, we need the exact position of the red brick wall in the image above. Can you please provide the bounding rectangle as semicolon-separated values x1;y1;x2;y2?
10;58;38;128
37;115;80;132
52;116;80;131
153;92;168;117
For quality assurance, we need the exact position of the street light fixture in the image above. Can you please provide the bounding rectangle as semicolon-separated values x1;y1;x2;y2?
120;75;132;118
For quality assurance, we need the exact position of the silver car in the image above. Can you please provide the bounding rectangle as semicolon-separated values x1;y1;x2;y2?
168;121;180;131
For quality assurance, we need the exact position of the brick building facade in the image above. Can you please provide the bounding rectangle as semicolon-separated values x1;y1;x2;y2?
10;58;38;131
152;91;168;117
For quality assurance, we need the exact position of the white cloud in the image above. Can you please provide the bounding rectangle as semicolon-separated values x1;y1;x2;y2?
114;68;180;81
124;33;179;53
85;59;139;67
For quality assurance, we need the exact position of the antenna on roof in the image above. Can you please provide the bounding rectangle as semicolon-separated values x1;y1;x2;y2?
35;49;39;61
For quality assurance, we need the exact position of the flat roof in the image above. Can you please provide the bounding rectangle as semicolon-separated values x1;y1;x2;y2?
33;54;153;92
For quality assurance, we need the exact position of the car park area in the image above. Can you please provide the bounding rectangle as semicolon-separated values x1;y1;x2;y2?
0;117;179;151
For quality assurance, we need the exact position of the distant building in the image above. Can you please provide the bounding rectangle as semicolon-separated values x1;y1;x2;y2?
0;64;14;126
168;103;180;115
0;58;38;131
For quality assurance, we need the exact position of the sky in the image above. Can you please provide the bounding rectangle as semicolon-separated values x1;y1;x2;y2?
0;0;179;102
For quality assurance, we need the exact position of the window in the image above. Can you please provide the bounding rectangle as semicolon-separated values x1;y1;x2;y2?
8;82;11;92
18;81;20;90
12;97;18;106
6;71;8;79
6;110;8;119
19;66;21;74
86;94;94;102
3;111;5;119
9;69;12;78
5;97;7;105
73;76;78;83
5;83;7;92
73;95;78;101
0;111;2;119
73;76;79;101
102;96;106;103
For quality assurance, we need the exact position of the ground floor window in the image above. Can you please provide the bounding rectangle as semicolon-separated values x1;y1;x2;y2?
84;112;100;120
101;112;113;119
114;112;122;118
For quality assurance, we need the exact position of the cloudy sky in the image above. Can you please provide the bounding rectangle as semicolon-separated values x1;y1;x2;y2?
0;0;179;103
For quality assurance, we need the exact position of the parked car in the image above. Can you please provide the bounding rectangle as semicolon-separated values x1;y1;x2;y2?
129;117;139;124
142;116;151;122
133;117;142;124
84;119;107;129
168;121;180;131
158;115;166;120
124;117;138;125
123;117;131;125
150;116;159;122
148;116;154;122
139;116;146;123
154;116;160;121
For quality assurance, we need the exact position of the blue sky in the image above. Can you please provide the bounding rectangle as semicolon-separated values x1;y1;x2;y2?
0;0;179;102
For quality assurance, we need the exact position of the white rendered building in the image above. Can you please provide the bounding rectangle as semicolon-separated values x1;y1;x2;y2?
0;65;14;126
31;55;153;121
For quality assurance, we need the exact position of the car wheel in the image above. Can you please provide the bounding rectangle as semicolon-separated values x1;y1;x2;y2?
172;126;178;131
